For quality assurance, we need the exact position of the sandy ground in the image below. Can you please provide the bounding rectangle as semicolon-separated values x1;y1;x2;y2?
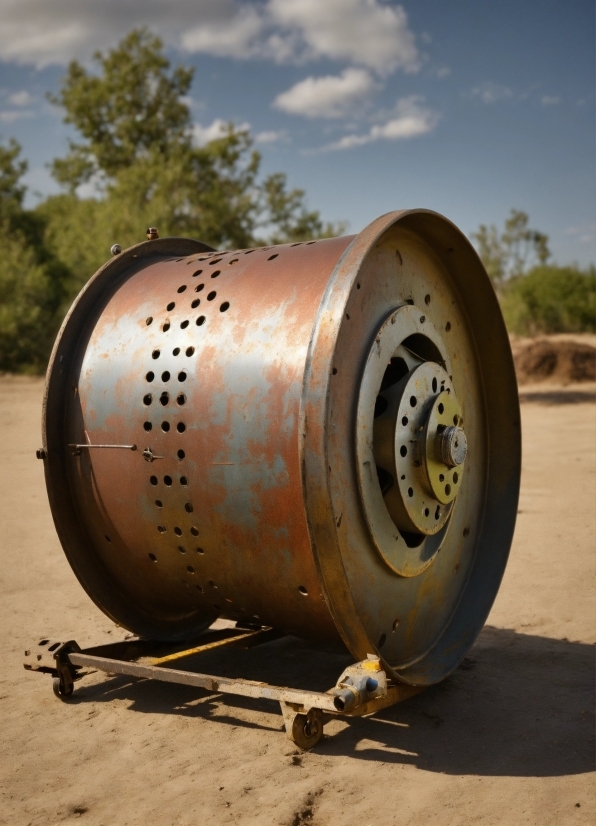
0;376;594;826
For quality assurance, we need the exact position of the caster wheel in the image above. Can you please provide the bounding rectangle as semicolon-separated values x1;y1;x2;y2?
290;709;323;751
52;674;74;701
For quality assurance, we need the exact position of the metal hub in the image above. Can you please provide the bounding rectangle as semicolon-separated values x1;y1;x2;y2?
356;303;468;577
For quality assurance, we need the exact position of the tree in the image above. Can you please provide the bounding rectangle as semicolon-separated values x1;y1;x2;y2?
0;141;67;372
472;209;550;286
45;28;343;261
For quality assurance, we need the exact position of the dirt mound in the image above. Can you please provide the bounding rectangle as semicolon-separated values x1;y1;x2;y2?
513;338;596;385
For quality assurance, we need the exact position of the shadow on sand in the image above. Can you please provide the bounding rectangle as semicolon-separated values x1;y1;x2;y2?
73;625;594;778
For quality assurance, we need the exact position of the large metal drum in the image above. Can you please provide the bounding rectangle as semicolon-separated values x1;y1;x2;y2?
41;210;520;686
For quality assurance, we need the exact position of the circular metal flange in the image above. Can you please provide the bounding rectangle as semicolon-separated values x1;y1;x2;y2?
356;304;456;577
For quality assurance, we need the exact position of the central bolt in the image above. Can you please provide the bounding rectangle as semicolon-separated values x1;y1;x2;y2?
438;425;467;468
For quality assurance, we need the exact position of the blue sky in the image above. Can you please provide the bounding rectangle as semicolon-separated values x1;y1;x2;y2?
0;0;593;265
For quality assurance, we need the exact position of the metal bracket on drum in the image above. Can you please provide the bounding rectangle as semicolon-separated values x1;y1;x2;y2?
24;630;421;750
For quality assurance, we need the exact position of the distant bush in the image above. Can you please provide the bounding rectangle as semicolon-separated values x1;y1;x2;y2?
500;265;596;335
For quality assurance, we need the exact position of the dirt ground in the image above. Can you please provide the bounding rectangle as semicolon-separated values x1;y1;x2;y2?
0;376;594;826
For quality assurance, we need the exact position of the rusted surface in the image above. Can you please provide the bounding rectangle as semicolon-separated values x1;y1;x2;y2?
41;212;521;684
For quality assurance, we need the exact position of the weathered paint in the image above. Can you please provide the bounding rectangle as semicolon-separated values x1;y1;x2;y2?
41;213;521;684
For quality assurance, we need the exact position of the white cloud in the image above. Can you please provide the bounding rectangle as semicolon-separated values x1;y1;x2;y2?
0;109;34;123
0;0;420;76
566;224;596;244
181;6;264;59
541;95;561;106
469;82;514;104
266;0;420;75
273;68;378;118
436;67;451;79
192;118;251;145
255;129;289;144
8;90;34;106
324;96;438;150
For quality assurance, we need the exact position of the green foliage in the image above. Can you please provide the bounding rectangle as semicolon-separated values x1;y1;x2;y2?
501;265;596;335
49;28;194;190
472;209;550;286
0;141;67;372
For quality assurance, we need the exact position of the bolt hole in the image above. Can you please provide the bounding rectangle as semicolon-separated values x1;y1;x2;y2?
155;500;162;507
392;618;400;632
192;270;203;278
207;291;216;301
400;445;408;457
346;313;350;320
167;302;175;311
210;270;221;279
173;347;180;356
177;285;186;294
210;258;222;265
104;535;111;542
146;317;153;326
191;298;201;308
445;484;451;495
357;282;361;289
453;471;459;483
438;403;444;415
439;473;444;481
407;487;414;497
152;349;160;360
150;476;158;485
195;283;204;292
432;377;437;393
161;421;170;432
177;394;186;405
463;527;470;537
196;584;204;592
332;367;337;375
208;580;217;588
186;347;195;356
410;396;417;407
177;449;185;460
268;254;278;261
187;566;194;573
159;392;169;406
162;322;170;332
453;415;459;425
190;527;199;536
178;546;186;554
424;508;430;517
435;505;441;520
143;394;152;405
180;476;188;486
298;586;308;596
196;547;204;554
178;371;187;381
177;422;186;433
420;315;426;323
164;475;172;486
185;503;193;513
174;526;182;536
143;421;152;431
401;416;408;426
161;371;170;382
157;525;166;533
180;320;189;329
146;371;154;382
445;321;452;332
196;316;206;326
220;301;230;312
424;294;431;305
148;553;157;562
378;633;386;648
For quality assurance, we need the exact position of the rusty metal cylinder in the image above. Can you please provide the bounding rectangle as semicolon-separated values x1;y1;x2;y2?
41;210;521;685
